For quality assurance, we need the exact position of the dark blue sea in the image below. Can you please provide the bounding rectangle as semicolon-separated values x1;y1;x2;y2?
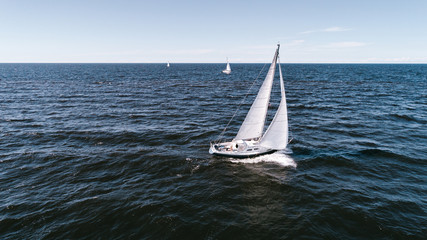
1;63;426;239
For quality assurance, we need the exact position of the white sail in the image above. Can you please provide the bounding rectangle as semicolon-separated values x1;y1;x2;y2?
260;56;288;149
167;62;170;67
222;58;231;74
234;47;279;140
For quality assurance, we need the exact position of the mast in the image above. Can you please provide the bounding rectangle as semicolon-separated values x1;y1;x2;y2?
234;44;280;141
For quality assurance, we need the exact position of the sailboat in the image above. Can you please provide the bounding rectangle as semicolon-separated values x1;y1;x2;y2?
222;58;231;74
167;61;170;68
210;44;288;158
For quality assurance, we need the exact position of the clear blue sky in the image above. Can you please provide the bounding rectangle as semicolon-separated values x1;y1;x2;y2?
1;0;426;63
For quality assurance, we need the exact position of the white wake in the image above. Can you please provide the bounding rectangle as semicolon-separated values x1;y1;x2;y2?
229;150;297;168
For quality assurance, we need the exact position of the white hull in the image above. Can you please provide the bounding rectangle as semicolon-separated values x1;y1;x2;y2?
222;69;231;74
210;140;276;158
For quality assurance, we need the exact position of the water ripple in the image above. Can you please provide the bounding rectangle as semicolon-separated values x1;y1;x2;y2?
0;63;426;239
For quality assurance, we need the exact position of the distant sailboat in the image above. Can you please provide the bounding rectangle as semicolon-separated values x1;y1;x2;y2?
222;58;231;74
167;61;170;68
210;44;289;158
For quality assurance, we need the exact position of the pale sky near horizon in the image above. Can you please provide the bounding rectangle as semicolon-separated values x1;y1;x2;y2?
1;0;426;63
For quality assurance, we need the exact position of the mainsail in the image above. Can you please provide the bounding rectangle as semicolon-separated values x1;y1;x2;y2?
225;61;231;72
234;46;279;141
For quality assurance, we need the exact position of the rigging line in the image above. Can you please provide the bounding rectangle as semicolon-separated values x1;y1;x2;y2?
215;63;268;143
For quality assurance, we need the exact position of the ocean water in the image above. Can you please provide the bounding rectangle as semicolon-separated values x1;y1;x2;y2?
0;63;426;239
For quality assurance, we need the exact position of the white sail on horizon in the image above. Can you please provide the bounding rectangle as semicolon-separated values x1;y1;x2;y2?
222;58;231;74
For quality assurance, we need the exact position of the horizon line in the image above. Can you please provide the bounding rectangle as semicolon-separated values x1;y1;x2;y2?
1;62;426;64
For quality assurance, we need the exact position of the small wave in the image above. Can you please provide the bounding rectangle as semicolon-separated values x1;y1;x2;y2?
358;148;408;160
303;154;358;169
389;113;418;122
3;118;34;122
190;84;208;88
230;151;297;168
358;148;423;164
